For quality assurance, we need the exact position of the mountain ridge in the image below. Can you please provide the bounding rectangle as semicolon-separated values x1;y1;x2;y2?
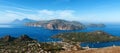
11;18;36;25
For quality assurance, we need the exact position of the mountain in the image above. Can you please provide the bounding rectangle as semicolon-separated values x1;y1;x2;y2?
25;19;85;30
11;18;36;25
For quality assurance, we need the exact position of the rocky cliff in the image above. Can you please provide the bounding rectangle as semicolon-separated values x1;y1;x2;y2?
25;19;85;30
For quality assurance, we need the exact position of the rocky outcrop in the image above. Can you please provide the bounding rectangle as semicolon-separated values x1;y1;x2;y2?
0;35;60;53
0;35;35;42
0;35;16;42
15;34;35;42
0;35;81;53
61;42;81;51
0;35;46;53
25;19;85;30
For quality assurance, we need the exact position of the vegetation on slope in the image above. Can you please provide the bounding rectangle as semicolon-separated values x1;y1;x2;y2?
52;31;120;42
0;35;64;53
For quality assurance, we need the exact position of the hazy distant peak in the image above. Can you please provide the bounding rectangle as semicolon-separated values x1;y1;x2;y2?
22;18;33;21
49;19;67;21
11;18;36;25
13;19;21;22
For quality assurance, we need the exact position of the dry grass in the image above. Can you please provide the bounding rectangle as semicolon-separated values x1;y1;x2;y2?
60;46;120;53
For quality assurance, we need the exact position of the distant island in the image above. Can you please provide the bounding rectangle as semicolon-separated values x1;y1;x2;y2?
9;18;106;30
10;18;36;25
87;24;105;28
25;19;85;30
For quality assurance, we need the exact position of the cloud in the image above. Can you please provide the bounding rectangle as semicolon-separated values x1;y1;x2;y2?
0;5;35;12
37;9;76;20
2;6;119;23
57;10;75;17
0;9;78;23
1;8;120;23
38;10;54;15
0;2;78;22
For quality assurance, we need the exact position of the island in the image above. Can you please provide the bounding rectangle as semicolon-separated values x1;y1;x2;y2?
52;30;120;42
25;19;85;30
10;18;36;25
87;23;105;28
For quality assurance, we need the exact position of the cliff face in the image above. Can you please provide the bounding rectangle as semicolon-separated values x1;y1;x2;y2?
25;19;85;30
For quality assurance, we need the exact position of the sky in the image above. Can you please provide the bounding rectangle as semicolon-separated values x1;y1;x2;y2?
0;0;120;23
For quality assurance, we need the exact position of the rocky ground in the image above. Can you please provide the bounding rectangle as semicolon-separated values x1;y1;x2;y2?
0;35;46;53
0;35;82;53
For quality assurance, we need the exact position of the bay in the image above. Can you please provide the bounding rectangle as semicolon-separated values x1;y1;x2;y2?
0;24;120;48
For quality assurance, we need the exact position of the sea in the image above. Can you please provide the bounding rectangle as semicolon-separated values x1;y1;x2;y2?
0;24;120;48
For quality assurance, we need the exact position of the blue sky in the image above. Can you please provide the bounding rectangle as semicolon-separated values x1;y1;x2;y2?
0;0;120;23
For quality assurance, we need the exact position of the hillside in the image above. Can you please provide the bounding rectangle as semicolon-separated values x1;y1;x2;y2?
0;35;65;53
52;31;120;42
